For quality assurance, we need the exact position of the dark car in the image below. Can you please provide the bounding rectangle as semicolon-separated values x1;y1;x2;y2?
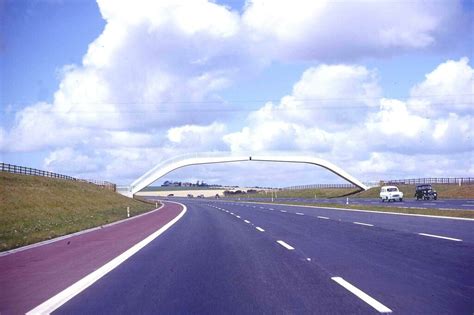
415;184;438;200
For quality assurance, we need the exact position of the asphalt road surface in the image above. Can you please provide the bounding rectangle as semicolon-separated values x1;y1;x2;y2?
54;199;473;314
223;197;474;211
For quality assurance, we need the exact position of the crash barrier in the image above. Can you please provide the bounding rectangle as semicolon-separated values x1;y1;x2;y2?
382;178;474;186
0;162;116;191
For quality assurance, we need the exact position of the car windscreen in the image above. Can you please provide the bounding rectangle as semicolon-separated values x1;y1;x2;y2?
387;188;398;192
418;185;432;190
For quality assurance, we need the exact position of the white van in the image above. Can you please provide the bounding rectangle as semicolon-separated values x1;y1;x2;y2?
380;186;403;202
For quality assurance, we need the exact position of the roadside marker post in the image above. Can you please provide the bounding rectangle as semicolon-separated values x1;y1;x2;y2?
346;198;349;205
127;207;130;218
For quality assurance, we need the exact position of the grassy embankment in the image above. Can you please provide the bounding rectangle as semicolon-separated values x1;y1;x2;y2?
0;172;157;251
248;184;474;218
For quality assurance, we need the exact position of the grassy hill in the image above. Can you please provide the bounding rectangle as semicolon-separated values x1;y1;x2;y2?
0;172;156;252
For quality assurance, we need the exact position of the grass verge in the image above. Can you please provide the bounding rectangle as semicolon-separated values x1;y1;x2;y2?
0;172;158;252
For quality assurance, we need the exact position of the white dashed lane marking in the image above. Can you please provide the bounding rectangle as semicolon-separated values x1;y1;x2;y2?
256;227;265;232
244;220;251;224
331;277;392;313
276;240;295;250
353;222;374;227
418;233;462;242
317;216;330;220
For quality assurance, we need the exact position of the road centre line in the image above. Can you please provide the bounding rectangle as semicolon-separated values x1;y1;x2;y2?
256;227;265;232
236;215;241;219
331;277;392;313
276;240;295;250
27;202;188;314
353;222;374;227
296;212;304;215
244;220;251;224
418;233;462;242
318;216;330;219
280;210;287;213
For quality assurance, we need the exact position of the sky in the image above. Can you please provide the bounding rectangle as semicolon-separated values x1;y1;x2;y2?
1;0;473;188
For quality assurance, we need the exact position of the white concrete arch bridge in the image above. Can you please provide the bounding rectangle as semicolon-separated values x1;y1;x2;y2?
117;152;368;198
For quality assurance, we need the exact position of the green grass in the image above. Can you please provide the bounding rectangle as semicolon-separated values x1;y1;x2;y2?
0;172;157;252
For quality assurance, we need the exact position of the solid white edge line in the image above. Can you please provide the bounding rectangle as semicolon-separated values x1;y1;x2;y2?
353;222;374;227
235;202;474;221
256;227;265;232
27;202;188;315
244;220;251;224
276;240;295;250
318;216;330;219
418;233;462;242
331;277;392;313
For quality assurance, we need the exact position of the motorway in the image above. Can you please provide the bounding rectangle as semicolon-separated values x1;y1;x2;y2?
51;199;472;314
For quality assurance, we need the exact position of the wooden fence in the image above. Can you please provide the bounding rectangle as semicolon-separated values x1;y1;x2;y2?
284;177;474;190
382;178;474;185
0;162;116;191
284;183;357;190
